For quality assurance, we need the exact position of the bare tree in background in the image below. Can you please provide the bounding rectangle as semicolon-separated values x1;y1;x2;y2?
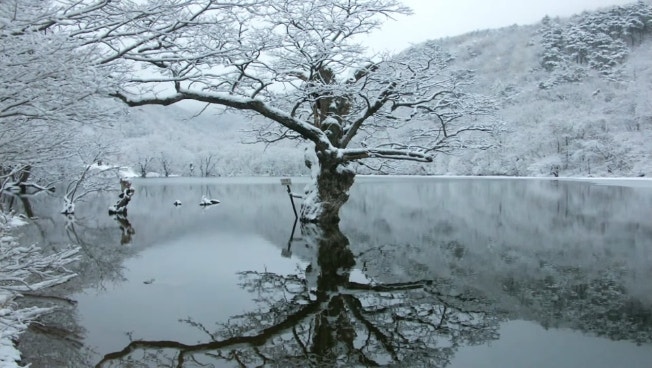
136;156;154;178
158;152;174;177
198;153;217;177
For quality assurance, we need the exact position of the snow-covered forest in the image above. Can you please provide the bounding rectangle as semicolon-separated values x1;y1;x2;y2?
2;2;648;181
105;1;652;178
1;0;651;188
1;0;651;365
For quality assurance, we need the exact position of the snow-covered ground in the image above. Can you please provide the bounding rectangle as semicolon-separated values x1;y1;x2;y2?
88;163;139;179
0;213;79;368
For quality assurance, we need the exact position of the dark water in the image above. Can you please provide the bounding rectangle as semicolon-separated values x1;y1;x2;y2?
11;177;652;367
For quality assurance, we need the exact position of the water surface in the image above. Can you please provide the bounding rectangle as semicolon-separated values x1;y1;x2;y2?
12;177;652;367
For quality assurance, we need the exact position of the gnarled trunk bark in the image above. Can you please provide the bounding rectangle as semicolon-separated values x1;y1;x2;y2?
300;150;355;225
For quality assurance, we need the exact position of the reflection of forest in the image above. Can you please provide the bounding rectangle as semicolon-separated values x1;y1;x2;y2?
341;178;652;345
7;178;652;367
96;222;502;367
93;178;652;366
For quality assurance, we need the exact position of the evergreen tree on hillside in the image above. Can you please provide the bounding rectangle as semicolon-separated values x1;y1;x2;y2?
565;26;592;65
588;34;629;73
540;16;567;72
538;2;652;79
622;1;652;44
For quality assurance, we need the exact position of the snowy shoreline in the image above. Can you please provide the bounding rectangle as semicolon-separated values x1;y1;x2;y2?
129;174;652;188
0;214;79;368
358;175;652;186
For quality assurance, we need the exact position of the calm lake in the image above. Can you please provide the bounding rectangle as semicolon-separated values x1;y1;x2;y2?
11;176;652;367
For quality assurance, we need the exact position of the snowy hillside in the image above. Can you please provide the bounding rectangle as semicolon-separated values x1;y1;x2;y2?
423;2;652;177
108;2;651;178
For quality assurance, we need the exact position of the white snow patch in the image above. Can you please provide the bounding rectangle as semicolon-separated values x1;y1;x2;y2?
336;164;354;175
0;340;22;368
2;215;27;228
304;147;320;179
118;166;139;178
300;184;322;222
89;163;116;171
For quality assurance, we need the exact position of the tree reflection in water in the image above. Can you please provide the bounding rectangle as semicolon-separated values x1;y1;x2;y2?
95;222;502;367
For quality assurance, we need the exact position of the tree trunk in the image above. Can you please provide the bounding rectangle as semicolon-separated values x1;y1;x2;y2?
300;151;355;225
17;165;32;184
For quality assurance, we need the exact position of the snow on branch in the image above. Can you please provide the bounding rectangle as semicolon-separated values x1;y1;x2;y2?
342;147;433;163
61;150;120;215
0;165;55;196
0;215;80;368
111;88;334;150
1;1;124;170
0;244;79;292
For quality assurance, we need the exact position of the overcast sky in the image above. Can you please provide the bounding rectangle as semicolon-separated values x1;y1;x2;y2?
363;0;639;53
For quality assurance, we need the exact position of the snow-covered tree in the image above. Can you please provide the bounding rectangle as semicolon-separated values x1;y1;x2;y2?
158;152;174;177
198;153;217;177
136;156;154;178
61;149;121;215
565;25;591;65
587;34;629;74
623;1;652;45
0;215;79;368
540;16;568;72
93;0;498;224
0;0;122;177
538;2;652;81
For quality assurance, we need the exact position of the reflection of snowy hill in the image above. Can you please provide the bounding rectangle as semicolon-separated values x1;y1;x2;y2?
13;177;652;344
339;177;652;342
342;178;652;294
